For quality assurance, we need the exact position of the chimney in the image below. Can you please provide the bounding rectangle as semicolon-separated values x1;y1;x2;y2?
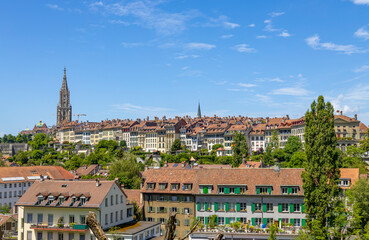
96;178;100;187
114;177;119;185
39;175;43;182
355;114;357;120
121;184;125;189
164;161;168;167
242;154;246;165
341;111;343;115
286;115;290;120
181;161;185;168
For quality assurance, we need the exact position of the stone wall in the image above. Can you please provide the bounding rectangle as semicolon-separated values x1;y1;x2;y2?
0;143;29;156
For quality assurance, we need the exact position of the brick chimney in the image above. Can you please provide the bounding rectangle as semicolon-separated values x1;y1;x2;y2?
355;114;358;120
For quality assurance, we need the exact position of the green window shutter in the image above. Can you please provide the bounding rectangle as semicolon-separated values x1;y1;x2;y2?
225;202;229;212
214;202;218;212
251;203;255;212
182;208;184;214
225;217;229;224
263;218;267;225
268;187;272;195
288;187;292;195
290;204;294;213
301;204;305;213
251;218;255;226
224;187;230;194
203;187;208;194
204;203;208;211
256;188;260;195
152;207;155;213
278;218;282;223
290;218;294;225
189;208;192;214
235;187;240;194
263;203;267;212
197;202;200;211
302;219;306;227
236;217;240;222
236;203;240;212
177;208;179;213
278;203;282;213
164;208;167;213
215;217;218;224
205;217;208;225
147;207;150;213
157;207;159;212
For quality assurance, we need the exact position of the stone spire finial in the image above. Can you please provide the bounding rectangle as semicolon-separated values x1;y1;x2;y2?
197;101;201;118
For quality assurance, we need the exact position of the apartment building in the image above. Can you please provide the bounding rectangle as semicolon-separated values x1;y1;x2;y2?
16;179;134;240
249;124;266;153
0;166;74;210
224;125;249;155
141;169;198;239
204;124;229;151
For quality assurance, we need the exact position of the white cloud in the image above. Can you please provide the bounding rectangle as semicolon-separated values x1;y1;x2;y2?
248;24;255;27
186;43;216;50
121;42;144;48
351;0;369;5
46;4;63;11
270;77;284;82
233;44;256;53
221;34;233;39
256;35;267;39
353;65;369;73
354;26;369;40
207;15;240;29
330;94;360;115
181;66;189;70
110;20;132;26
174;54;199;60
305;34;364;54
113;103;172;113
271;87;310;96
279;31;291;37
102;1;198;35
270;12;285;17
238;83;257;88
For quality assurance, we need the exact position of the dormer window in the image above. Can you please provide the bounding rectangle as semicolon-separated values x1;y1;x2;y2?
80;196;86;205
71;196;77;204
146;183;156;190
256;186;272;195
47;196;54;205
37;195;43;205
182;184;192;190
171;184;180;191
59;196;65;205
159;183;167;190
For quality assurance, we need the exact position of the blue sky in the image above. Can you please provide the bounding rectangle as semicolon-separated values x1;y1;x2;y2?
1;0;369;135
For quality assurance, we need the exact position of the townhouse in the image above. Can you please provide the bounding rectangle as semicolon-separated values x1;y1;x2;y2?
16;179;134;240
0;166;75;211
204;124;230;151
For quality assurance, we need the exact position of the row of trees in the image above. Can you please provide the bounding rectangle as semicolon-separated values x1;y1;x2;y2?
0;133;32;143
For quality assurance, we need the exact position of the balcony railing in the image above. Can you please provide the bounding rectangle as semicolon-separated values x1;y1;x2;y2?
30;224;88;232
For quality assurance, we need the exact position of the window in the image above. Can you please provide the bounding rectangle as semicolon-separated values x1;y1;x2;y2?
240;203;247;211
282;203;289;212
37;214;43;224
159;183;167;190
105;214;108;225
9;192;12;198
127;208;133;217
240;218;247;224
171;196;178;202
157;195;166;201
58;233;64;240
229;203;235;211
183;184;192;190
105;198;108;207
4;184;7;188
218;217;225;225
255;218;262;226
68;233;74;240
229;187;235;194
293;204;301;212
48;214;53;226
266;203;273;212
146;183;155;189
218;202;225;211
183;196;192;202
120;210;123;220
48;232;53;240
4;192;6;198
121;195;123;203
37;232;43;240
171;184;179;190
255;203;262;211
170;207;178;213
266;218;274;225
159;218;165;223
27;231;32;240
293;219;301;227
257;187;271;194
184;219;190;226
80;197;86;205
184;208;190;214
116;194;118;204
158;207;166;213
0;193;2;198
147;217;154;222
111;195;114;206
291;187;299;194
27;213;33;223
110;213;113;223
199;203;205;211
281;187;288;194
116;211;118;222
80;215;86;224
240;187;247;194
9;184;12;188
218;187;224;194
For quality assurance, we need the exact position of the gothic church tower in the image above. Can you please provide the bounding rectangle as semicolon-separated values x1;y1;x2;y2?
57;68;72;125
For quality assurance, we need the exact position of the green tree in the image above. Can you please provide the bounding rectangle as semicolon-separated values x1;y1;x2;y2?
119;140;127;148
232;132;249;167
171;139;182;152
270;130;279;149
284;136;303;157
347;178;369;237
208;215;217;229
29;133;49;150
268;224;278;240
0;204;10;214
286;151;307;168
212;144;224;151
296;231;315;240
302;96;341;239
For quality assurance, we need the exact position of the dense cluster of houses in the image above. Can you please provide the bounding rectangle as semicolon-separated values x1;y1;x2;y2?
20;113;368;155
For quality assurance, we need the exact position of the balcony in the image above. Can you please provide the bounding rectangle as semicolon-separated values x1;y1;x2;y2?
30;224;88;232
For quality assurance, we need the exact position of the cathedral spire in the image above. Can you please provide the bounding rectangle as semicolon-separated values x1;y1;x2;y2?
197;102;201;118
62;67;68;90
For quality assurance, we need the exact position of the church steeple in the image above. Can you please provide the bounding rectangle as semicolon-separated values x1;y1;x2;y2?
57;68;72;125
197;102;201;118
